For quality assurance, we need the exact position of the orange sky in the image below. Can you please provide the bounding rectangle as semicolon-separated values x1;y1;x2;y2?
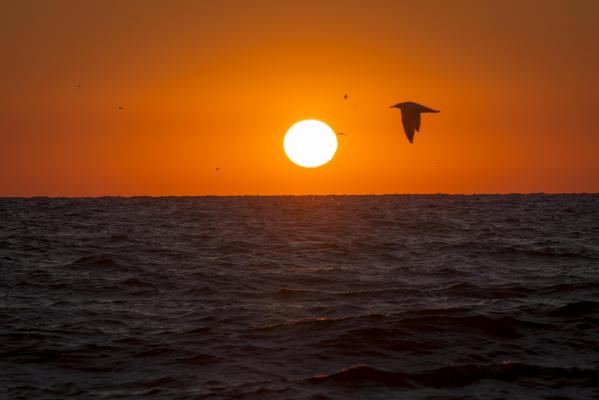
2;0;598;196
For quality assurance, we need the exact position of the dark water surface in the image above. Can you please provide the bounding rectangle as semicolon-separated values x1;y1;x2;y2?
2;195;599;399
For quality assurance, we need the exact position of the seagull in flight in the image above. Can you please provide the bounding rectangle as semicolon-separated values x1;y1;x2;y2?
390;101;439;144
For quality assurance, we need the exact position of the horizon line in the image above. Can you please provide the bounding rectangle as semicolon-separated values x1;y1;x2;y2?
1;192;598;199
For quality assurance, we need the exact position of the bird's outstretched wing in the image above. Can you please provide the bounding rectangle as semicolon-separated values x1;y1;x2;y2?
417;105;439;113
406;102;439;113
401;111;418;143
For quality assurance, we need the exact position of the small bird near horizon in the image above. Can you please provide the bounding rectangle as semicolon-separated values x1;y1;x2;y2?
344;94;349;100
215;167;220;172
390;101;439;144
336;132;346;136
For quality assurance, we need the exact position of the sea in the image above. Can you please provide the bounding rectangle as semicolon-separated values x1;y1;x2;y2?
1;195;598;400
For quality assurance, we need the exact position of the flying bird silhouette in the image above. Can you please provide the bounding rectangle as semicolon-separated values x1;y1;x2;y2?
336;132;346;136
344;94;349;100
390;101;439;144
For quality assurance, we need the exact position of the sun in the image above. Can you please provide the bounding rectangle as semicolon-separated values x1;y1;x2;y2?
283;120;338;168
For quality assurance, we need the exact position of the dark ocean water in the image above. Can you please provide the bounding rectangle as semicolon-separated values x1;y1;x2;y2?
1;195;599;399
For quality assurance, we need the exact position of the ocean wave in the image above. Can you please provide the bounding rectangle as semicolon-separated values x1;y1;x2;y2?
538;281;599;295
548;301;599;319
395;314;555;339
439;282;532;298
307;363;599;388
249;310;554;341
62;254;133;272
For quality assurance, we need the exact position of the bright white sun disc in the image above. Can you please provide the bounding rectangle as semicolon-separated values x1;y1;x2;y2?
283;120;338;168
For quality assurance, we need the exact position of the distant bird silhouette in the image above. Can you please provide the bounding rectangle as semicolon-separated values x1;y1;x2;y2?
77;84;82;89
118;106;123;111
336;132;346;136
215;167;220;172
390;101;439;144
344;94;349;100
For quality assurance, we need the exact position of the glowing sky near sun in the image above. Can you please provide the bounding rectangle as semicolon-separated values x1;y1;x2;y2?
2;0;599;196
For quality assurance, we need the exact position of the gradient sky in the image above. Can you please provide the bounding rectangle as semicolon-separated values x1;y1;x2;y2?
2;0;598;196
